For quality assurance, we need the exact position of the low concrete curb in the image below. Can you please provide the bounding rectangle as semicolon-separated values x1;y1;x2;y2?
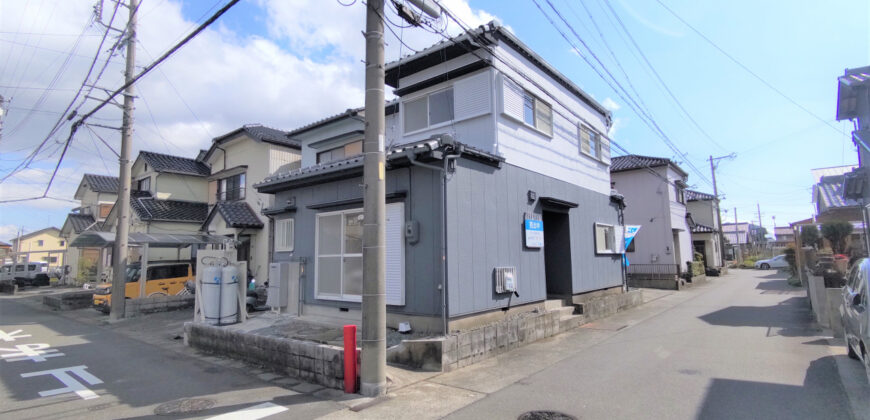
125;295;195;318
388;289;644;372
0;281;17;295
42;291;94;310
184;322;346;390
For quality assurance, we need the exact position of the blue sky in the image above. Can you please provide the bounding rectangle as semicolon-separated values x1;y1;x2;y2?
0;0;867;240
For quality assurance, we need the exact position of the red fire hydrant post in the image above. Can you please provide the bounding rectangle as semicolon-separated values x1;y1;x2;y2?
343;325;357;393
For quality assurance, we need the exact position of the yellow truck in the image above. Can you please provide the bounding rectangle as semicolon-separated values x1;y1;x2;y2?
93;262;194;312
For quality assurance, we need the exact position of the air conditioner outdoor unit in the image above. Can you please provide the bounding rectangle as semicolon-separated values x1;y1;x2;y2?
494;266;517;294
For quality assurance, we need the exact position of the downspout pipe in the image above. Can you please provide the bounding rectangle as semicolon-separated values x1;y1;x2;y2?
404;142;462;335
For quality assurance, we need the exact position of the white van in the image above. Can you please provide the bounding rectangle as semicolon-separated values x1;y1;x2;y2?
11;262;50;287
0;264;13;282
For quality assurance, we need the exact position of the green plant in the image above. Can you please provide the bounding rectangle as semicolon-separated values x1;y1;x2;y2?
821;221;853;254
783;246;796;275
800;225;821;249
693;252;704;262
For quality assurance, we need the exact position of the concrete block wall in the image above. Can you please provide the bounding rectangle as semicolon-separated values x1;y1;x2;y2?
43;291;95;310
125;295;195;318
184;322;345;390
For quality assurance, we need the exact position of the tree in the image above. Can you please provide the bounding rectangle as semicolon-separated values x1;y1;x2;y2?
821;221;853;254
800;225;821;249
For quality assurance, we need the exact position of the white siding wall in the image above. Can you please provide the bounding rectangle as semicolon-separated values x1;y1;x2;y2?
491;44;611;195
269;145;301;175
612;167;676;265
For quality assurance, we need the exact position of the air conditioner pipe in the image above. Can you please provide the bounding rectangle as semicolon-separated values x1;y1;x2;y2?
403;138;462;335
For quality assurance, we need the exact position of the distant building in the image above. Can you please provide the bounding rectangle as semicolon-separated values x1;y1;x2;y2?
60;174;119;283
721;222;766;259
772;226;795;248
9;227;66;268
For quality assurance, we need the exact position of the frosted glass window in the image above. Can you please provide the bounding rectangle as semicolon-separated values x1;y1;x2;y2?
318;214;342;254
429;88;454;125
404;97;428;133
318;256;342;295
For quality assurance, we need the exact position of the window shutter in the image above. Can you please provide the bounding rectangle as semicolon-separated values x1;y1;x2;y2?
500;75;524;121
454;72;491;120
385;203;405;306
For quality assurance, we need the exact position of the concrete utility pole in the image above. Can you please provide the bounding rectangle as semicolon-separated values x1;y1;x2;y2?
361;0;387;397
709;155;727;267
110;0;137;321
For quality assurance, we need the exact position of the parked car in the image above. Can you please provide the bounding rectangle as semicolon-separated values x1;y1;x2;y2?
754;255;789;270
93;262;194;313
839;258;870;383
4;262;51;287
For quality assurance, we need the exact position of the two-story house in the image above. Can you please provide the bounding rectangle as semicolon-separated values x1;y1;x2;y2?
9;227;66;268
103;151;210;263
60;174;119;282
685;189;723;268
200;124;302;281
721;222;766;260
254;22;625;333
610;155;693;280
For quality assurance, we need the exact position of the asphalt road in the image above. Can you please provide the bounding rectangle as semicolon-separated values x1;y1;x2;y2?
0;297;344;419
446;270;854;420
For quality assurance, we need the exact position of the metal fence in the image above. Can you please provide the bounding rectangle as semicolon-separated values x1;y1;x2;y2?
626;263;681;279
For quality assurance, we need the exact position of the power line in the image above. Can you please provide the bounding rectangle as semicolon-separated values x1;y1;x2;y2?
653;0;842;135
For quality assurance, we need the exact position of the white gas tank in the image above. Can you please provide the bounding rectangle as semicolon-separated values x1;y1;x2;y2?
220;263;239;324
201;264;222;325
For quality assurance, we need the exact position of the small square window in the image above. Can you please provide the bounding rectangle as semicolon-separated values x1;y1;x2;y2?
37;240;44;247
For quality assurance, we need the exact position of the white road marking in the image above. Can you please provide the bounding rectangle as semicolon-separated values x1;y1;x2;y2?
205;402;288;420
20;365;103;400
0;329;32;342
0;343;65;362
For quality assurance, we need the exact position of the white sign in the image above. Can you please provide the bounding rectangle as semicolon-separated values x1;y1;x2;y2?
524;213;544;248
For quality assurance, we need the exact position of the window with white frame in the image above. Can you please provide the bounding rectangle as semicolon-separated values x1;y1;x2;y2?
316;203;405;304
403;88;454;133
274;218;294;252
595;223;618;254
579;125;601;159
522;91;553;136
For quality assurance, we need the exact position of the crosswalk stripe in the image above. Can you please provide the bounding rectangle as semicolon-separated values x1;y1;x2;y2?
205;402;288;420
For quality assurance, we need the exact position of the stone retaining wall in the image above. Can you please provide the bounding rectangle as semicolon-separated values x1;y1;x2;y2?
125;295;195;317
43;291;94;310
184;322;346;390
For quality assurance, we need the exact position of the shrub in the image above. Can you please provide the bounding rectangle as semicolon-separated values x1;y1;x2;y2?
821;221;853;254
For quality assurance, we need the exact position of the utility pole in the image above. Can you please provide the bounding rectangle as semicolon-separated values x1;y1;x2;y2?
110;0;137;321
361;0;387;397
734;207;742;264
708;155;728;267
756;202;763;253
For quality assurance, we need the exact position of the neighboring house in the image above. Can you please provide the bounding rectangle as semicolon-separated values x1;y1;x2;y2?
835;66;870;254
9;227;66;268
0;241;11;264
772;226;795;248
200;124;302;282
685;189;723;267
721;222;766;259
60;174;119;283
811;169;866;255
103;151;210;263
255;22;625;333
610;155;693;275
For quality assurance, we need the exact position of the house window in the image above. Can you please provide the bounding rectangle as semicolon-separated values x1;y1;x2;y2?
42;256;57;263
595;223;618;254
218;173;246;201
522;91;553;136
403;88;454;133
317;140;363;165
37;240;44;247
579;125;601;159
99;204;112;218
274;218;294;252
315;203;405;304
137;177;150;192
59;240;65;247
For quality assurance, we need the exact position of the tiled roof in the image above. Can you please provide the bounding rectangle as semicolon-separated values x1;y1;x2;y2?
286;108;363;137
610;155;672;173
65;214;97;234
686;190;715;201
208;201;264;229
130;191;208;223
255;139;503;191
240;124;300;148
83;174;119;194
692;223;716;234
140;151;210;176
817;174;861;209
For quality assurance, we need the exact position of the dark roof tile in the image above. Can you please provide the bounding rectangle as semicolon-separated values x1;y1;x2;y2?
65;214;97;234
83;174;119;194
211;201;263;229
130;191;207;222
140;151;210;176
686;190;715;201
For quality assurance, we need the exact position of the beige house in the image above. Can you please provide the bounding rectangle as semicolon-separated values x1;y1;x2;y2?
9;227;66;268
60;174;118;282
200;124;301;281
685;189;723;268
104;150;210;263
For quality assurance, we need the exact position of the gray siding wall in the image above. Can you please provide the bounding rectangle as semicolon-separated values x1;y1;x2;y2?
271;166;443;317
446;159;623;317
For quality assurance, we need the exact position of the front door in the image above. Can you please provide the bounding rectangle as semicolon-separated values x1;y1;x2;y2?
543;210;572;296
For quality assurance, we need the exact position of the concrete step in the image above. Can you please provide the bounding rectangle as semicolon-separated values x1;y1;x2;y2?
543;299;570;311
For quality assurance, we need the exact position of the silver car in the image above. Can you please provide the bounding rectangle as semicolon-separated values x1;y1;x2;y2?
840;258;870;382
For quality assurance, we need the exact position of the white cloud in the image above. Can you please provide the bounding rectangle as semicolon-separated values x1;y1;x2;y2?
0;225;19;242
602;97;620;111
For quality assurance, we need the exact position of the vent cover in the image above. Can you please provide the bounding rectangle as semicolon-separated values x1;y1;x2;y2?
494;266;517;294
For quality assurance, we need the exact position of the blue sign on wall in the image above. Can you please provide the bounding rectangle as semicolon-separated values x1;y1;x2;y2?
524;213;544;248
